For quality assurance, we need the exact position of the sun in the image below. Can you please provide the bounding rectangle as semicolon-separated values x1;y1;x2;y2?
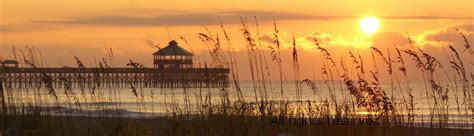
360;17;379;34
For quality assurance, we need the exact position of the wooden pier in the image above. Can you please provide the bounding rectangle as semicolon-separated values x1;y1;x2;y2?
0;67;229;89
0;40;230;89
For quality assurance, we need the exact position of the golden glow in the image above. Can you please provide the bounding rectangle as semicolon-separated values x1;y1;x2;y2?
0;0;471;75
360;17;379;34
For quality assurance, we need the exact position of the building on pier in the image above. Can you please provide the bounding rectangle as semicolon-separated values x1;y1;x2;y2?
0;40;229;88
153;40;193;69
0;60;19;68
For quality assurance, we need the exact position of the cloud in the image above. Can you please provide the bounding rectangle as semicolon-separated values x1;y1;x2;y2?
382;16;472;20
258;23;474;52
258;31;292;48
30;10;472;27
418;23;474;48
130;8;186;14
259;30;374;51
371;32;411;48
31;11;349;26
295;31;375;50
0;27;13;32
301;32;337;47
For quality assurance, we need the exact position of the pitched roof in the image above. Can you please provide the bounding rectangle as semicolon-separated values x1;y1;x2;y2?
153;40;193;56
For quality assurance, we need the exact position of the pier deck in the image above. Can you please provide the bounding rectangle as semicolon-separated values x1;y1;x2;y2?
0;68;229;88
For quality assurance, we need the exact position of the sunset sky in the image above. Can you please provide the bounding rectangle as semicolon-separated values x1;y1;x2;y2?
1;0;473;80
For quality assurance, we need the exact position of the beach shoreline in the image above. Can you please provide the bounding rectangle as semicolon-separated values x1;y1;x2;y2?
1;114;472;135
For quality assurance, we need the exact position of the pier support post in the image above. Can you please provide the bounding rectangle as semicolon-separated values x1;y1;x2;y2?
0;80;5;114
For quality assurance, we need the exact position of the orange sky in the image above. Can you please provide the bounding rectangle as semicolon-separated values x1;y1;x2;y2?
1;0;473;80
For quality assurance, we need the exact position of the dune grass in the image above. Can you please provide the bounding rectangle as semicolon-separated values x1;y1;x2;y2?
0;18;472;135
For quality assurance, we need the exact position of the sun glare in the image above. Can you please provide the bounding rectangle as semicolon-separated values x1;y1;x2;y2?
360;17;379;34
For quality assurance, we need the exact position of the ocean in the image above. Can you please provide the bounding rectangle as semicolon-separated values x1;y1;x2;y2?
3;80;473;129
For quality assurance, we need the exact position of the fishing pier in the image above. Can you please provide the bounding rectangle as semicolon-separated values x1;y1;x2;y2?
0;40;230;88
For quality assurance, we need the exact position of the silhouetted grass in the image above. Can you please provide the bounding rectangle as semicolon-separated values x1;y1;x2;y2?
0;18;472;135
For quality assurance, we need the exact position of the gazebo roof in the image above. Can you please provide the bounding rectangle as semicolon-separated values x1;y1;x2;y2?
153;40;193;56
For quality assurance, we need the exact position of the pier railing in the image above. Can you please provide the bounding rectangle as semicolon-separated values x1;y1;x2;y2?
0;68;229;88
